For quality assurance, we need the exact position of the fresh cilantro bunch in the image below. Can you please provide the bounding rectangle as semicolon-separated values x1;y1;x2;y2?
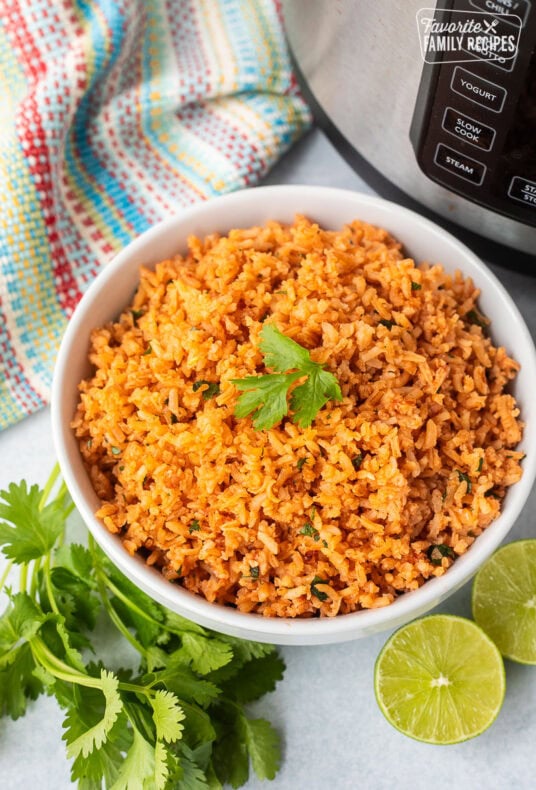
233;325;343;430
0;466;284;789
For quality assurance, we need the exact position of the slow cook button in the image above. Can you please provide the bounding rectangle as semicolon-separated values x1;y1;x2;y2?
451;67;507;113
508;176;536;207
434;144;487;185
442;107;496;151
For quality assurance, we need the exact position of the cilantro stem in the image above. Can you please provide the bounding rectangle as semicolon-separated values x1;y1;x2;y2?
0;560;13;592
30;557;41;598
88;537;147;656
43;554;61;616
39;463;61;510
98;571;146;655
100;573;157;627
30;636;103;689
62;501;76;520
19;563;28;593
31;636;155;699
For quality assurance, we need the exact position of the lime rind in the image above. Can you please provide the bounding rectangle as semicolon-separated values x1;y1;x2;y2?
374;614;505;745
472;539;536;666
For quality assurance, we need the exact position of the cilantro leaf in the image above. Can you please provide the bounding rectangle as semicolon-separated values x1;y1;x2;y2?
174;742;213;789
110;727;163;790
290;366;342;428
0;592;47;651
63;670;123;760
0;481;65;562
233;325;342;430
207;638;276;685
150;664;220;708
0;643;43;719
217;637;274;664
55;543;94;581
50;564;100;634
259;324;311;371
181;633;234;675
164;611;210;637
239;716;281;781
68;699;131;788
50;545;100;635
220;654;285;703
179;700;217;748
233;372;301;430
212;725;249;789
150;689;184;743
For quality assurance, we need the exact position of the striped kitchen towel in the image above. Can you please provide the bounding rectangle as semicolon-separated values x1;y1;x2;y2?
0;0;311;431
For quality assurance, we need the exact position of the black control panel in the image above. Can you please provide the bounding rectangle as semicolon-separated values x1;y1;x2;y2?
410;0;536;226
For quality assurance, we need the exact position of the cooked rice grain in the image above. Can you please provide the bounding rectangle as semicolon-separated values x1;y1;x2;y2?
73;217;524;617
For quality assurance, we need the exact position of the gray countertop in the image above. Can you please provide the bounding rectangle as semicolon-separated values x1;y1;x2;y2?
1;129;535;790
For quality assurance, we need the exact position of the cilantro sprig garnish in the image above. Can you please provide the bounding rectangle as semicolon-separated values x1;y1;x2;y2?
0;466;284;788
232;325;343;431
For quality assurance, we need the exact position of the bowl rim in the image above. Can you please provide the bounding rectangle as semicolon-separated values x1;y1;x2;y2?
51;184;536;643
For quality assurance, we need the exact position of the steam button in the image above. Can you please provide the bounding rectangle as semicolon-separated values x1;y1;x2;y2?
434;144;486;185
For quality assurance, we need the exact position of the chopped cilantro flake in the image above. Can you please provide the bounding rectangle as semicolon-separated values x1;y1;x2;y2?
352;453;363;470
193;380;221;400
297;457;307;471
310;576;329;602
466;309;489;331
300;523;320;541
427;544;455;565
411;281;422;291
189;519;200;532
378;319;395;330
456;470;472;493
485;488;501;500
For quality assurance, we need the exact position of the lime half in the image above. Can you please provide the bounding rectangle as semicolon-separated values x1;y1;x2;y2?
374;614;505;744
473;539;536;665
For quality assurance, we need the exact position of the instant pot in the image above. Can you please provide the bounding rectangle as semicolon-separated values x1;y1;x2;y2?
283;0;536;272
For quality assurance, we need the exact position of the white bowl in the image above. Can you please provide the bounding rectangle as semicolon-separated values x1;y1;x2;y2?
52;186;536;645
